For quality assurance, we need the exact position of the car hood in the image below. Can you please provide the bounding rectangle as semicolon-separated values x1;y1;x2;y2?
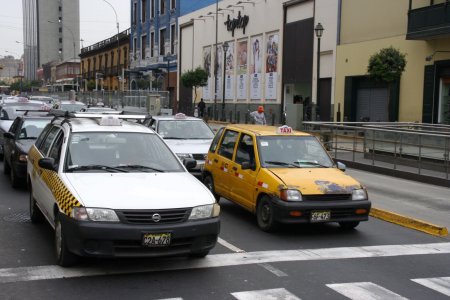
163;139;212;155
17;139;36;153
268;168;362;195
64;172;215;209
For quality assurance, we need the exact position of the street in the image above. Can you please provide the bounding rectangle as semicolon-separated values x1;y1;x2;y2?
0;160;449;299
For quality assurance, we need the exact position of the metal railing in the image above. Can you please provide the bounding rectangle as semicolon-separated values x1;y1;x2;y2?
303;122;450;180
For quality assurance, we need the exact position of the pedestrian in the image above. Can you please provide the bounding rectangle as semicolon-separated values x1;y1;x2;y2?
198;98;206;118
250;106;266;125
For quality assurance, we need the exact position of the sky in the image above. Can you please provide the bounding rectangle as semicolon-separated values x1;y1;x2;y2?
0;0;131;59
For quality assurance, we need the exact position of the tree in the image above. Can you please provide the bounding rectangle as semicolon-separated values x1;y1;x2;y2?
367;47;406;82
180;67;208;102
87;80;96;91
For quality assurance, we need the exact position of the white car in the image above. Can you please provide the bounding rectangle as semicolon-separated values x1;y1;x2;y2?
27;113;220;266
146;113;215;177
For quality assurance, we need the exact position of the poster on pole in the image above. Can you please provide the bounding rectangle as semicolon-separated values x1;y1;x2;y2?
237;39;248;100
250;35;262;100
202;46;212;100
265;32;278;100
216;45;223;100
225;41;234;100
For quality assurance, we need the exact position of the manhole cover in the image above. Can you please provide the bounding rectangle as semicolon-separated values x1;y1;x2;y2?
3;212;31;223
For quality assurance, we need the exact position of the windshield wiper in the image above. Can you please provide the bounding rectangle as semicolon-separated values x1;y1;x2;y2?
114;164;165;173
67;164;128;173
264;160;301;168
295;161;330;168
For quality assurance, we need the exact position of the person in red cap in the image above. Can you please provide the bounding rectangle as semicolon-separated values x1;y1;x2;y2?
250;105;267;125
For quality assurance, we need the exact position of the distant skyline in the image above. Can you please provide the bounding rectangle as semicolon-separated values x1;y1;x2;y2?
0;0;130;59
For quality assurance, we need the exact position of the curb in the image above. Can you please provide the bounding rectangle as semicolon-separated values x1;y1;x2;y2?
370;207;448;237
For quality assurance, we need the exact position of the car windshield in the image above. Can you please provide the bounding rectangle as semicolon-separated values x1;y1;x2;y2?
18;119;51;139
258;136;334;168
59;103;87;112
157;120;214;139
65;132;184;173
0;103;47;120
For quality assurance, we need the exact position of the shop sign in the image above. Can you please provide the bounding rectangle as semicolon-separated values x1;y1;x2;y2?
224;11;249;37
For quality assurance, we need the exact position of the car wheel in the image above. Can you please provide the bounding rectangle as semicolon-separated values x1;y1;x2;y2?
0;146;3;161
3;158;11;175
190;250;210;258
256;196;278;232
338;221;360;230
203;175;221;202
10;165;20;188
55;214;77;267
29;184;44;223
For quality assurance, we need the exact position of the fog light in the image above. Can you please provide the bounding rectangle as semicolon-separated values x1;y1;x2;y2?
289;211;302;217
355;209;368;215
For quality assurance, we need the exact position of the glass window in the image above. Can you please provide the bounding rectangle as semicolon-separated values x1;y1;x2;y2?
209;127;224;153
35;124;52;149
157;120;214;139
160;28;166;56
19;119;51;139
39;127;60;156
218;130;239;160
160;0;165;15
235;134;255;166
48;132;64;163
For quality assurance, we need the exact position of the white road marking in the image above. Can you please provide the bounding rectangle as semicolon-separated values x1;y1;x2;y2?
218;238;246;253
326;282;408;300
412;277;450;297
231;288;300;300
258;263;288;277
0;242;449;284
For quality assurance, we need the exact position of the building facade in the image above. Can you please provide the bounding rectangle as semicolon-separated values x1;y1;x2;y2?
335;0;450;124
129;0;216;110
178;0;338;127
80;29;130;91
0;56;22;84
22;0;80;80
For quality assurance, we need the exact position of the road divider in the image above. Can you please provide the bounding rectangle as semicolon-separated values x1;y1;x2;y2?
370;207;448;237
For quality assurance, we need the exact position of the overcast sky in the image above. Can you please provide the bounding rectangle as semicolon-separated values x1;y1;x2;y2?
0;0;130;59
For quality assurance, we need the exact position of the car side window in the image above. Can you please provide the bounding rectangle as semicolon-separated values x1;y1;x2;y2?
235;134;255;166
9;118;20;135
218;130;239;160
209;127;224;153
48;131;64;163
35;123;53;149
39;126;60;156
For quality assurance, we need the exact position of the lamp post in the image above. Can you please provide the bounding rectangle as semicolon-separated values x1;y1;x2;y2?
101;0;120;90
221;42;229;121
314;23;324;121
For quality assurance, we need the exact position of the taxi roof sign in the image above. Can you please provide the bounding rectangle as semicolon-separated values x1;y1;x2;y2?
277;125;293;134
174;113;187;119
99;115;122;126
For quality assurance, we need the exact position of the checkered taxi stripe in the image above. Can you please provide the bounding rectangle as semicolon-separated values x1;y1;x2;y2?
29;146;81;216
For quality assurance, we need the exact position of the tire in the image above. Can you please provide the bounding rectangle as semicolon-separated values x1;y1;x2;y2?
203;175;221;202
339;221;360;230
55;214;78;267
190;250;210;258
256;196;278;232
29;184;44;223
3;158;10;175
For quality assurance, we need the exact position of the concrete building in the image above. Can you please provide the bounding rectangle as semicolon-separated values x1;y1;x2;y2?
22;0;80;80
0;56;22;84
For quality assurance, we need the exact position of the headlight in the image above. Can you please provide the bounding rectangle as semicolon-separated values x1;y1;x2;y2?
352;189;368;201
19;154;28;162
177;153;192;160
280;189;303;201
72;207;120;222
189;203;220;220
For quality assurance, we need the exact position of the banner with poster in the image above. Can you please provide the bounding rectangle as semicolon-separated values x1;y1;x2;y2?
202;46;212;100
265;32;279;100
225;41;234;100
216;45;223;100
250;35;262;100
237;39;248;100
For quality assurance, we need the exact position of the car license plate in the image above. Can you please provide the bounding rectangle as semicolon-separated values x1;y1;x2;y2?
142;233;171;247
311;211;331;222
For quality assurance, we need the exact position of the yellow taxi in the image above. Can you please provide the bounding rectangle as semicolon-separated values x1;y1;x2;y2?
203;124;371;232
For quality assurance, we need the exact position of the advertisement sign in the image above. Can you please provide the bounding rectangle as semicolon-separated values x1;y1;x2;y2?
225;41;234;100
250;35;262;100
265;32;278;100
202;47;212;100
237;40;248;100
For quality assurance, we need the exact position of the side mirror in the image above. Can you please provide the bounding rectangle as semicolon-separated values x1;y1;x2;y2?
241;161;256;171
183;158;197;170
3;132;14;139
38;157;57;172
337;161;346;171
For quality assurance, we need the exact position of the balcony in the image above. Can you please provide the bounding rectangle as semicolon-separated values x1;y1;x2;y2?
407;2;450;40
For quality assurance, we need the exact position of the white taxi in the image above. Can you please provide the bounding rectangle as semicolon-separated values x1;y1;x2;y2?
146;113;215;177
27;112;220;266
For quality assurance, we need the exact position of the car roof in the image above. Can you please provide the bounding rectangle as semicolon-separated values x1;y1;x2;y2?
152;115;204;121
223;124;311;137
60;100;85;104
53;116;153;134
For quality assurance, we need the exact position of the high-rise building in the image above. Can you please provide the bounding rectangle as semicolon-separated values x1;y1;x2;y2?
22;0;80;80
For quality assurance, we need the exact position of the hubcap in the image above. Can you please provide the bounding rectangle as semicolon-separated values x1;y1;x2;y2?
261;204;270;223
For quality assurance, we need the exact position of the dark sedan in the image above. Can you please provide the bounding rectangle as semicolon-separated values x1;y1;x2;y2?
3;115;52;187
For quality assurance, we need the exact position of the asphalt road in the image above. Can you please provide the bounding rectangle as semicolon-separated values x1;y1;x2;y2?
0;161;449;300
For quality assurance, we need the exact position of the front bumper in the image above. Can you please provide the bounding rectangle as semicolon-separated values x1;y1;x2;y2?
60;214;220;258
270;197;371;224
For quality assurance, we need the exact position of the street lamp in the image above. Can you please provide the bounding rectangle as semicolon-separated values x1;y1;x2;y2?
101;0;120;90
221;41;229;121
314;22;324;121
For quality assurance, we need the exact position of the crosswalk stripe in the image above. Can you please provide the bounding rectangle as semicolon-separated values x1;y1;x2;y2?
411;277;450;297
231;288;300;300
326;282;408;300
0;242;448;283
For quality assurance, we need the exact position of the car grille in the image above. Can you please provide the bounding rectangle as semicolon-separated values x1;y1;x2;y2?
303;194;352;201
116;208;190;224
192;153;206;160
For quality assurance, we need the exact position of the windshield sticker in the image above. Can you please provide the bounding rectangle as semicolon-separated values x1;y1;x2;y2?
260;141;269;147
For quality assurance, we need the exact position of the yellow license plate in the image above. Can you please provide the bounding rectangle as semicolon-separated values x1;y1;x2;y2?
142;233;171;247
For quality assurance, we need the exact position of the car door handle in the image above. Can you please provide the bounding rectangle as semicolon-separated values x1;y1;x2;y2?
232;166;237;171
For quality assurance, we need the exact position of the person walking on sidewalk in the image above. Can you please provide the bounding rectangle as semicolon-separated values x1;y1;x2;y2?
198;98;206;118
250;106;266;125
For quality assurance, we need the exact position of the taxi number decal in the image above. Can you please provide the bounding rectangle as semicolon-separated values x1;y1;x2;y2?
257;181;269;189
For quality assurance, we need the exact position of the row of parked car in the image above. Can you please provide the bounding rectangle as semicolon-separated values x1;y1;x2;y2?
0;100;371;267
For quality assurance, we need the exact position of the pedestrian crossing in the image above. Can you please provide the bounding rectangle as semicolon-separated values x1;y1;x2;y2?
158;277;450;300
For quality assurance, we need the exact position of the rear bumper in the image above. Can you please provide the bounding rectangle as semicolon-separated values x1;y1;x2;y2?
60;213;220;258
270;197;371;224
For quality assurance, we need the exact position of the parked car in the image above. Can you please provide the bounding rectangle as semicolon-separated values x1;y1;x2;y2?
29;96;56;106
203;124;371;232
53;100;87;112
